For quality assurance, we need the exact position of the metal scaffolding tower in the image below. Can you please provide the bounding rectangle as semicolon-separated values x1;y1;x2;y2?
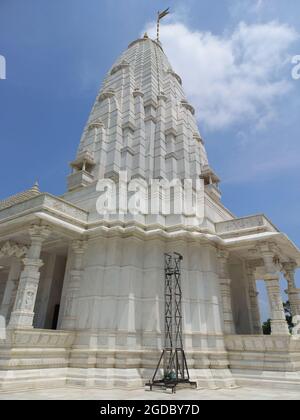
145;253;197;393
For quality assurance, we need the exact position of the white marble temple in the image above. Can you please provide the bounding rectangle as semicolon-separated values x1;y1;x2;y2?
0;33;300;391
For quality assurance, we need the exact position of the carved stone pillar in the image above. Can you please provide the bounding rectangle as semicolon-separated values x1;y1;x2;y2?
217;250;235;334
259;243;289;335
245;262;262;334
61;240;87;330
8;225;51;329
0;259;21;323
282;262;300;317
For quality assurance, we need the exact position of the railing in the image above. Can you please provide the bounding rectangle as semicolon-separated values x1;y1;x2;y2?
225;334;295;352
0;193;88;223
216;214;278;234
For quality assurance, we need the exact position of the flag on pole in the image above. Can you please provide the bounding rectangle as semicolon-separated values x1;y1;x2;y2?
158;8;170;21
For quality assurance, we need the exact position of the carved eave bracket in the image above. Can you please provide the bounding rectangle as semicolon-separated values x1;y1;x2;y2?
193;133;204;145
70;151;95;172
98;89;116;102
0;241;29;259
180;99;195;115
88;119;104;131
110;60;130;75
166;68;182;85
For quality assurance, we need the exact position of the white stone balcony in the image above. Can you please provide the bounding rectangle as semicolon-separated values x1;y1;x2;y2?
67;170;94;192
0;193;88;224
216;214;278;236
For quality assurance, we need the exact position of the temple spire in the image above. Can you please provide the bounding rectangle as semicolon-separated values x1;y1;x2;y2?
70;20;212;190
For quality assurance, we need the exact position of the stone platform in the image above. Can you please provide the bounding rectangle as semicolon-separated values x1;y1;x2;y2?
2;329;300;392
0;386;299;400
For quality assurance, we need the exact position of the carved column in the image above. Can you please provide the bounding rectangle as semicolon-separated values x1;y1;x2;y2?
259;243;289;335
217;250;235;334
8;225;51;329
0;259;21;323
245;262;262;334
282;262;300;317
61;240;87;330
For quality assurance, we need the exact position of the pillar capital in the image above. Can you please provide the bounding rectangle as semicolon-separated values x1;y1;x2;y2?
71;239;88;254
282;261;297;271
28;224;51;241
257;242;281;279
282;261;297;282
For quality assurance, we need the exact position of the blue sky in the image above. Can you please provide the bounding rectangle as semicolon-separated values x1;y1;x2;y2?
1;0;300;321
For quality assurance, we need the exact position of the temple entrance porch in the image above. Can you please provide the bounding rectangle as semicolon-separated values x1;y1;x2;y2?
0;221;82;332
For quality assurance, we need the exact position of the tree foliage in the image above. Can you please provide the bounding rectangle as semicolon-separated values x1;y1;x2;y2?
262;301;293;335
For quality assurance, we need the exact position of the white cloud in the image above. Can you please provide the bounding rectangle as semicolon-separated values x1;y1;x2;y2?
145;20;298;131
229;0;265;18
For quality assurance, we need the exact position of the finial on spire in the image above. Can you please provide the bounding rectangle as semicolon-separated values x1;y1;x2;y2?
156;7;170;42
143;32;149;39
32;180;40;192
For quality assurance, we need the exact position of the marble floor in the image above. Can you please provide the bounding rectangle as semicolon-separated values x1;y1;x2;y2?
0;386;300;400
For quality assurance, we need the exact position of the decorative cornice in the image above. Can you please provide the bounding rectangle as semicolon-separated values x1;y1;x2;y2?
133;88;144;98
157;92;168;102
181;100;195;115
98;89;116;102
144;99;158;109
165;152;177;161
166;68;182;86
193;133;204;145
88;119;104;131
121;146;135;156
144;115;157;124
122;121;136;133
165;127;177;137
110;60;130;75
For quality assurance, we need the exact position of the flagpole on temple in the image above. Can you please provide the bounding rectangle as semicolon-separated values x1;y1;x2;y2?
156;7;170;42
